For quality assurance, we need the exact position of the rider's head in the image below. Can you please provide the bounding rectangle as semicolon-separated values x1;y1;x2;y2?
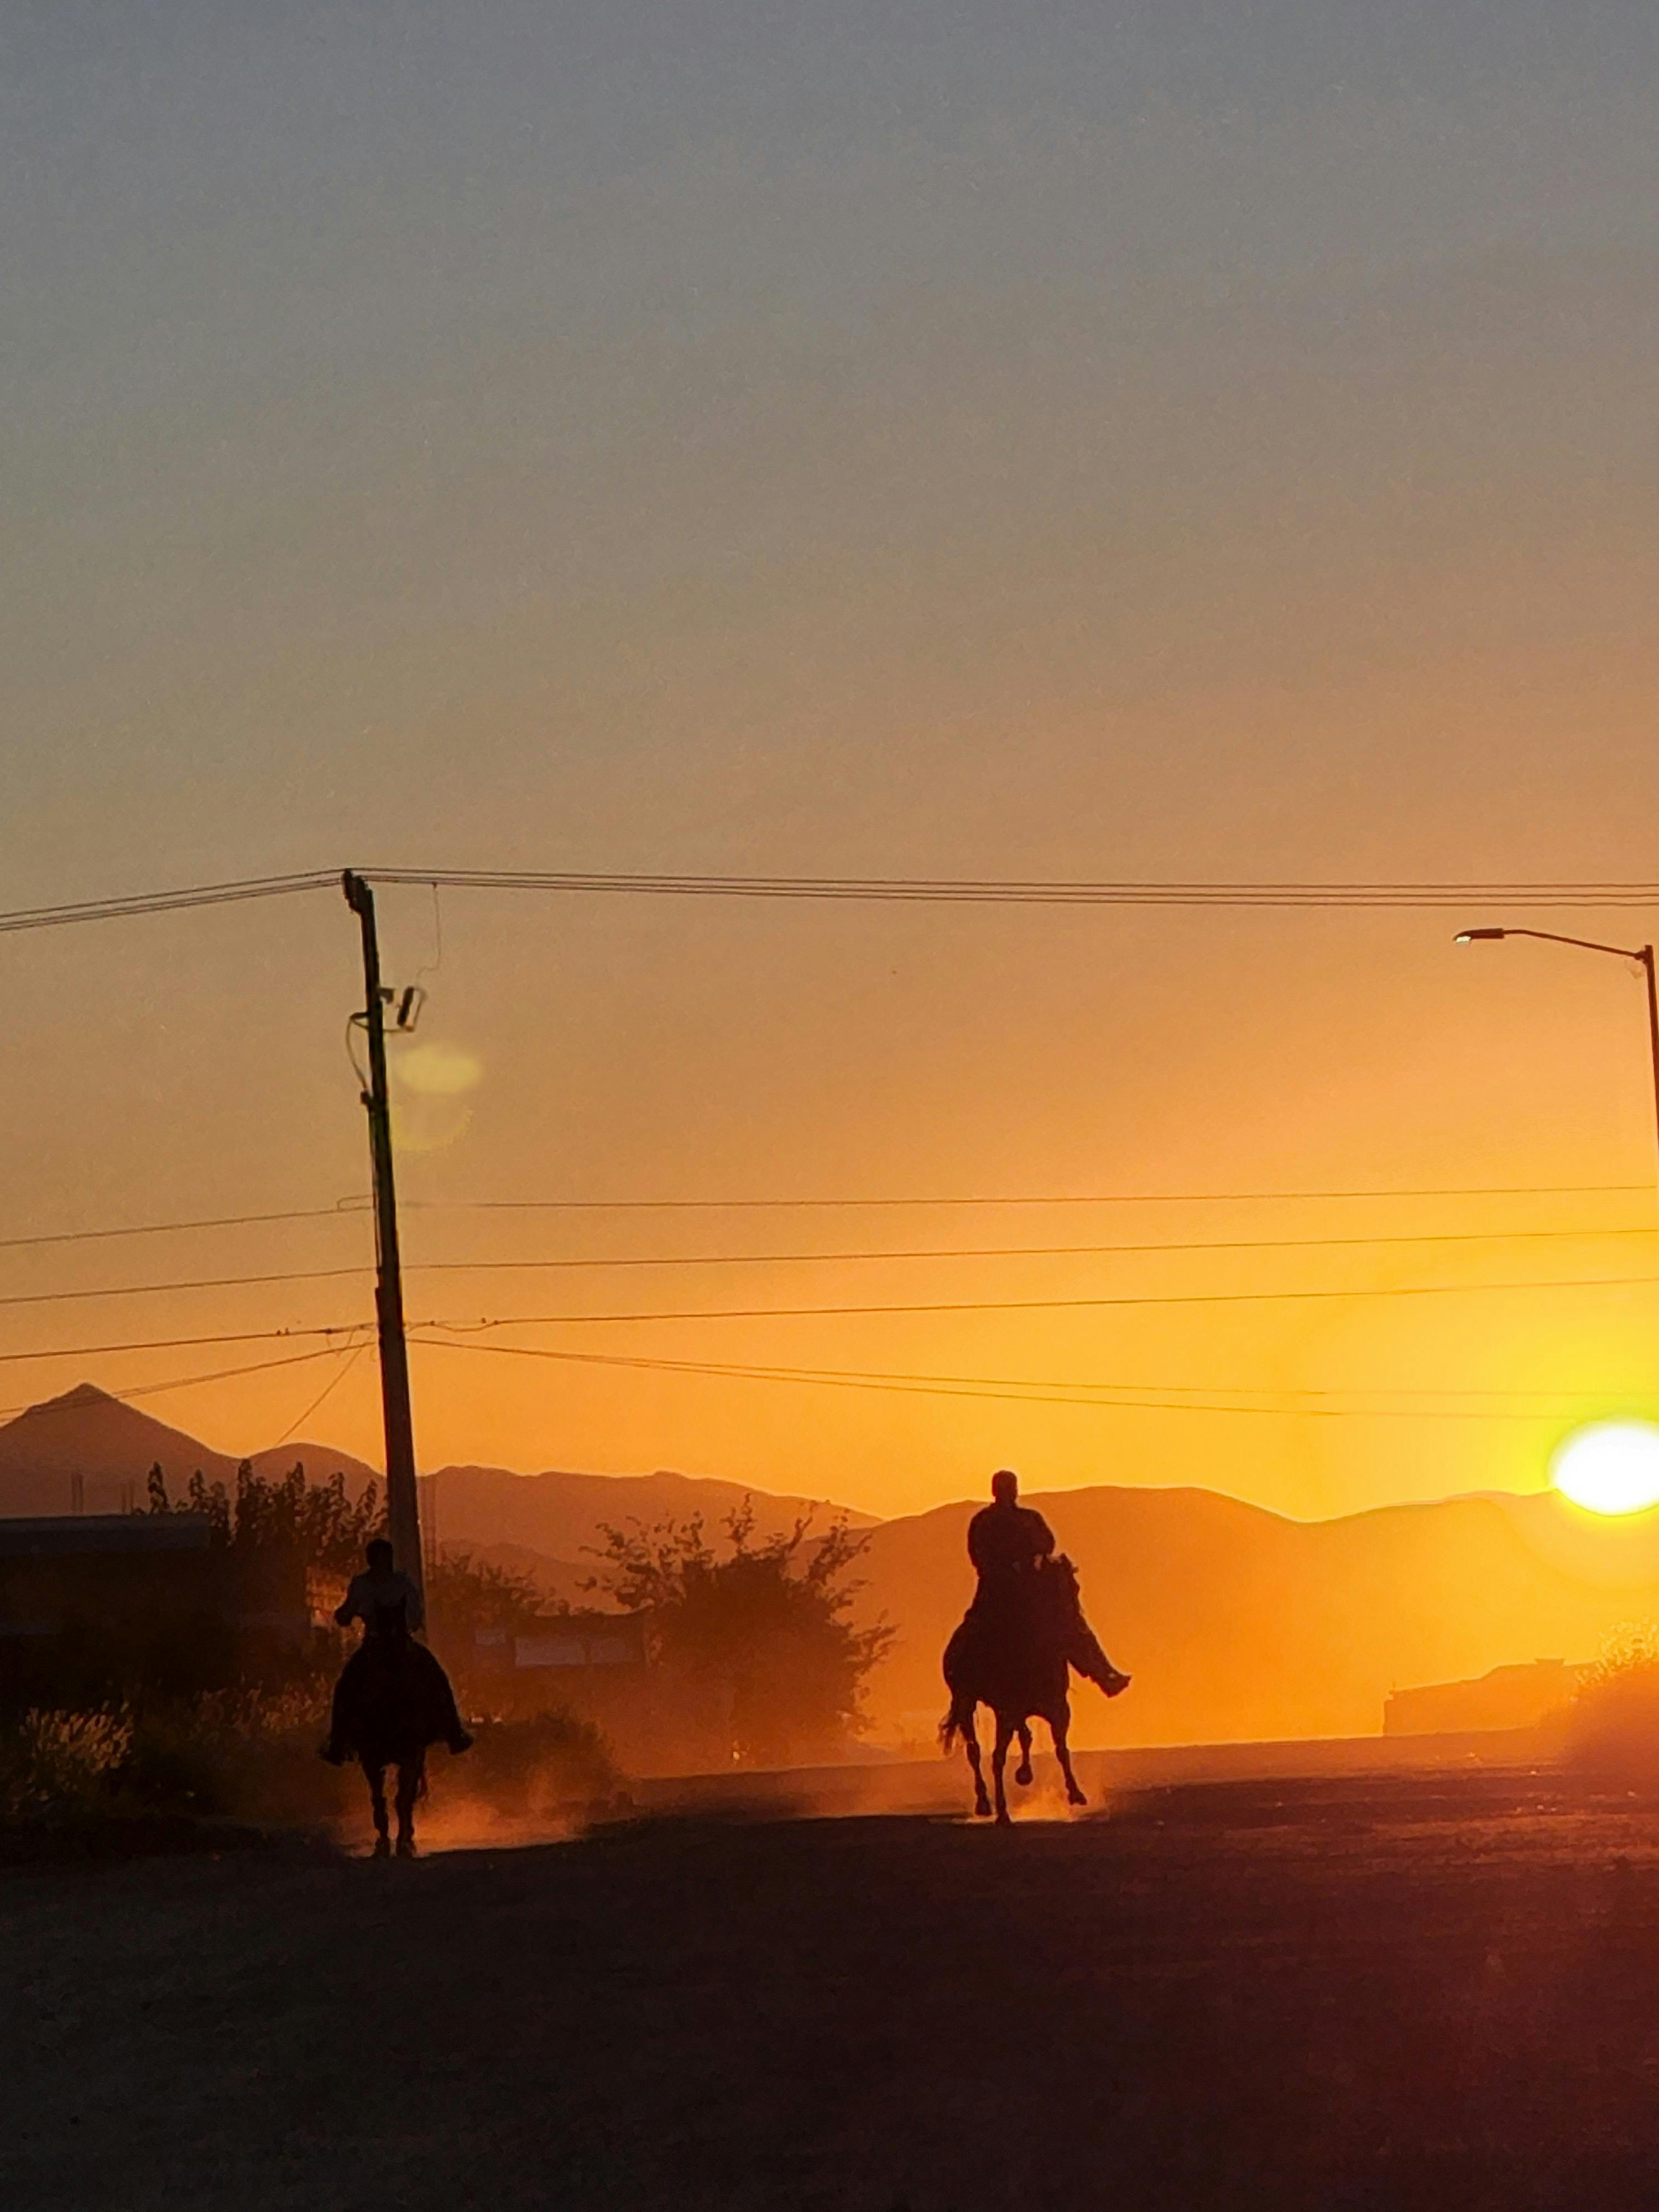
366;1537;394;1572
990;1468;1019;1505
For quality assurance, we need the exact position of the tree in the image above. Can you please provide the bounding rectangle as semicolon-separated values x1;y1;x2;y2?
584;1503;894;1767
425;1550;549;1646
146;1460;384;1584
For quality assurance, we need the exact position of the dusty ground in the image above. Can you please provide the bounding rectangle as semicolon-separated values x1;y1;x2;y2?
7;1765;1659;2210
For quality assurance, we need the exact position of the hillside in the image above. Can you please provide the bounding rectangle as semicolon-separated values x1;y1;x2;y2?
421;1463;877;1564
0;1385;379;1517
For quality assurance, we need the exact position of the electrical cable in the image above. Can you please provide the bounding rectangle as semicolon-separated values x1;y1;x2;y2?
406;1335;1608;1421
0;1340;368;1425
400;1223;1659;1274
0;1186;1641;1254
0;1265;369;1312
411;1183;1648;1211
421;1271;1659;1327
5;868;1659;935
0;1322;366;1367
268;1338;373;1446
0;1203;370;1255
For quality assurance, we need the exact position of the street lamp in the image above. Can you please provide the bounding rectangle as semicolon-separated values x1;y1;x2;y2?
1454;926;1659;1186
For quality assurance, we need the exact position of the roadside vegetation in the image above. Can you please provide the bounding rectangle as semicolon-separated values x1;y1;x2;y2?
1565;1623;1659;1784
1;1461;619;1854
585;1502;895;1767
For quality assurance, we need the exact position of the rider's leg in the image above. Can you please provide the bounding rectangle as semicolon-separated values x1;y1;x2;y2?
962;1708;992;1818
1052;1702;1087;1806
1014;1721;1034;1788
992;1717;1014;1825
321;1647;366;1764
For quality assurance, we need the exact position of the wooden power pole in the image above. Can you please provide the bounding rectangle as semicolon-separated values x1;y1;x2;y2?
342;871;424;1590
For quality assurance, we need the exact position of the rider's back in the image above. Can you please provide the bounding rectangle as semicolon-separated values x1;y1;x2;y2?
338;1566;424;1637
967;1499;1056;1582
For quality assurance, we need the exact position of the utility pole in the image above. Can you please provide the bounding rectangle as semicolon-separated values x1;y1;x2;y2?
342;871;424;1590
1642;946;1659;1195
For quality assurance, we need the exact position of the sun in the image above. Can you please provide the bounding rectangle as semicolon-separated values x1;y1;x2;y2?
1551;1420;1659;1517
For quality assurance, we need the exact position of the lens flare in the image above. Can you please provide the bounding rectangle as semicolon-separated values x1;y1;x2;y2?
1551;1420;1659;1517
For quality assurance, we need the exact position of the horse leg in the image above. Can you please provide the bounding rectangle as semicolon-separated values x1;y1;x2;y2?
961;1707;992;1818
1051;1701;1087;1807
992;1716;1015;1826
1014;1722;1034;1788
365;1760;392;1858
394;1752;422;1858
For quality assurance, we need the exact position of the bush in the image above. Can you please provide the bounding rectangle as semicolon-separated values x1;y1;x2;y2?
1566;1624;1659;1785
0;1709;133;1822
585;1502;894;1767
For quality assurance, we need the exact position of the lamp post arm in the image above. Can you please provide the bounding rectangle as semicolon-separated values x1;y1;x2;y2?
1496;927;1649;963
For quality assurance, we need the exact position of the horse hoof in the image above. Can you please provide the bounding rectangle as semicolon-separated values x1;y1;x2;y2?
994;1809;1012;1827
973;1795;992;1819
372;1836;392;1859
1067;1786;1088;1807
395;1837;418;1859
1014;1762;1034;1788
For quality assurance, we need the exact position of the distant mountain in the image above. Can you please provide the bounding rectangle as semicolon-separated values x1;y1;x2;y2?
0;1385;876;1568
420;1462;877;1564
849;1484;1659;1749
0;1384;378;1517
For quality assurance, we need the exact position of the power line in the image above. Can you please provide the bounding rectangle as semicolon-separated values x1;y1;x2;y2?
424;1270;1659;1327
374;869;1659;911
410;1334;1644;1402
0;1185;1640;1254
401;1223;1659;1274
418;1183;1648;1211
0;1265;368;1313
268;1339;373;1446
0;1322;365;1368
6;1222;1650;1312
0;1203;369;1256
5;867;1659;936
408;1335;1604;1421
0;871;335;935
0;1340;369;1426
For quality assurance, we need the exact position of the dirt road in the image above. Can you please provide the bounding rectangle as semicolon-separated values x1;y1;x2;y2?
7;1767;1659;2210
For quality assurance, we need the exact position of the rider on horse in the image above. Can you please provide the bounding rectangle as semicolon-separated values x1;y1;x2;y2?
321;1538;473;1765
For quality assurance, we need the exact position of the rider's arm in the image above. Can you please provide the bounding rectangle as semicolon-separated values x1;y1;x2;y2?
1028;1511;1057;1559
333;1575;366;1629
966;1510;992;1572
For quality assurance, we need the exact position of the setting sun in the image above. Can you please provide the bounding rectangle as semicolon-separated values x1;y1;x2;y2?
1551;1421;1659;1517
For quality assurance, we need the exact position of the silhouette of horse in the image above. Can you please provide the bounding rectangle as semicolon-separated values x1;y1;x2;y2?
344;1631;439;1858
941;1554;1128;1824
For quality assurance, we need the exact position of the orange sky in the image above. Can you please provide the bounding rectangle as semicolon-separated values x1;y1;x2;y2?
4;7;1659;1520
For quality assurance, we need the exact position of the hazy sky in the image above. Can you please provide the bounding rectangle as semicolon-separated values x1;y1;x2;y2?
5;4;1659;1519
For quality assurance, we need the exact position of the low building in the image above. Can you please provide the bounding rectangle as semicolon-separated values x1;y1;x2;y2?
0;1514;310;1705
1383;1657;1583;1738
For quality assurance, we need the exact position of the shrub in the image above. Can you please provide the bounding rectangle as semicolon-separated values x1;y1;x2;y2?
585;1501;894;1767
1566;1624;1659;1784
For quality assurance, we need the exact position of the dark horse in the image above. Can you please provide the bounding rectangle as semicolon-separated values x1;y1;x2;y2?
343;1630;448;1858
941;1554;1128;1824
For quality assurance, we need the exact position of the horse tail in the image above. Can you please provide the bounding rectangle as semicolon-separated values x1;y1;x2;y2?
940;1707;961;1753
